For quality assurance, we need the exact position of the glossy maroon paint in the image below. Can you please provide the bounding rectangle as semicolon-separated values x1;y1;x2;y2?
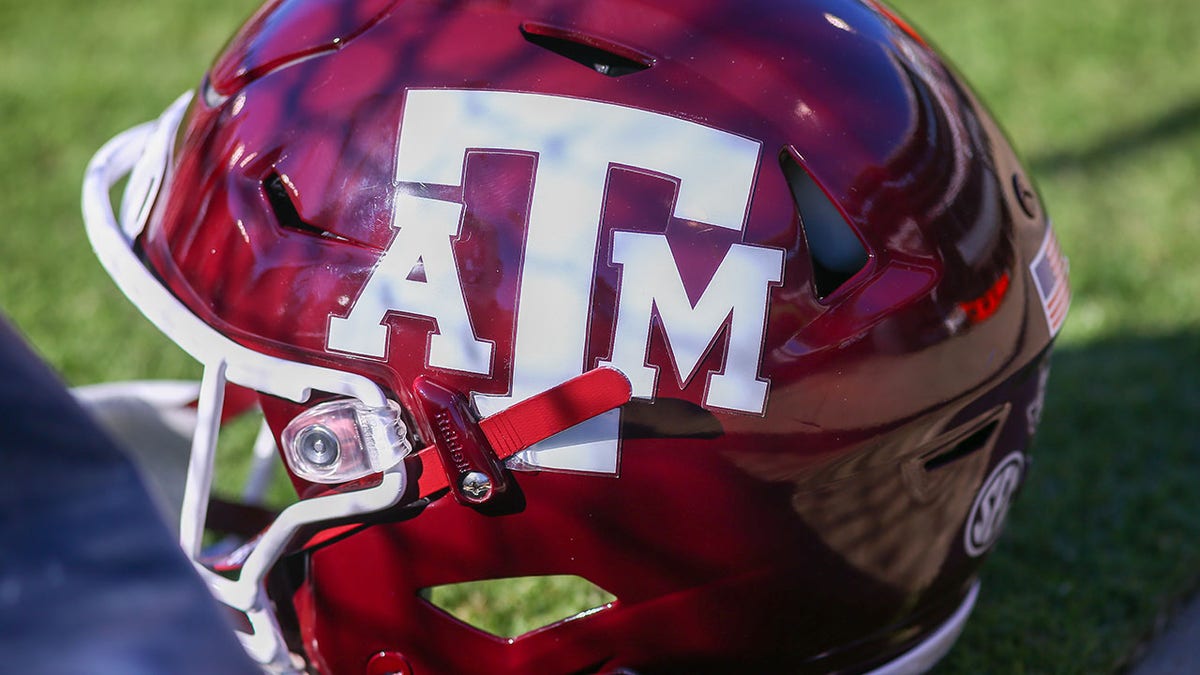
139;0;1061;672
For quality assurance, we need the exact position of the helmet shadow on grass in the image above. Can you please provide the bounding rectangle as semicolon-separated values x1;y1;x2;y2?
940;330;1200;674
1029;97;1200;175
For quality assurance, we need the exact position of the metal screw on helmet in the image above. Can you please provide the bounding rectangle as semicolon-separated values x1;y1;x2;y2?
460;471;493;503
296;424;340;467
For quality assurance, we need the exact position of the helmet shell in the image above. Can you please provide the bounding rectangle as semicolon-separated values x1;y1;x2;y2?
139;0;1062;671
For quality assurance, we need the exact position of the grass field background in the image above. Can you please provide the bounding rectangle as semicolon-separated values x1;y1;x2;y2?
1;1;1198;672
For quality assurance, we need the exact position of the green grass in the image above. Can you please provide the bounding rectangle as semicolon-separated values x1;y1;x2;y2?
890;1;1200;671
2;1;1199;672
0;0;242;383
424;575;617;639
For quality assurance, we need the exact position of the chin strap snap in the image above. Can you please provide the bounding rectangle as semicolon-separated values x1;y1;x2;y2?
410;366;632;504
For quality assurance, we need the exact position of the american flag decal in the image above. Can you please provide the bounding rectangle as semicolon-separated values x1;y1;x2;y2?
1030;228;1069;337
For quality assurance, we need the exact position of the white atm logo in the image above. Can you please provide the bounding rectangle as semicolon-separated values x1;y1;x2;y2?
328;89;783;470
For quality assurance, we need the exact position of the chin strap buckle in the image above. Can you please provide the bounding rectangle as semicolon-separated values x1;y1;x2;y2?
409;367;633;507
411;377;512;506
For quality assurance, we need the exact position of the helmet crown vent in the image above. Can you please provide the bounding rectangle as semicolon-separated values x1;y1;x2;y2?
520;22;654;77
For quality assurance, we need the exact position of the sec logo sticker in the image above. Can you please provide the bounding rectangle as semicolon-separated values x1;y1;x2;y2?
965;452;1026;557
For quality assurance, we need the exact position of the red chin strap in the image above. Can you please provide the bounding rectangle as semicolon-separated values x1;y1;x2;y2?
292;367;632;553
410;366;633;500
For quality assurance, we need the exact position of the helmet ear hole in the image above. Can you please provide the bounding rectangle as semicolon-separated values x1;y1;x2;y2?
421;575;617;639
780;150;869;299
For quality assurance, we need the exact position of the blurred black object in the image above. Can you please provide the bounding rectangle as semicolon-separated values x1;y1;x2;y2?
0;317;257;675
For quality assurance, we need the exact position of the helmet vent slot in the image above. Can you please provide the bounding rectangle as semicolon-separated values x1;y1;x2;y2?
264;173;342;240
421;574;616;639
521;23;653;77
924;420;999;471
780;150;869;299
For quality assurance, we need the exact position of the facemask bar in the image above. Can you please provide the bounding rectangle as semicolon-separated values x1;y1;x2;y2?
83;92;411;673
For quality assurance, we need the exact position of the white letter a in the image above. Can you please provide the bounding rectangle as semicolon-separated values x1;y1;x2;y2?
327;193;493;374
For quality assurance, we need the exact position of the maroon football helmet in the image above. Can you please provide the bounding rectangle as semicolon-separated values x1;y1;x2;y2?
83;0;1069;672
